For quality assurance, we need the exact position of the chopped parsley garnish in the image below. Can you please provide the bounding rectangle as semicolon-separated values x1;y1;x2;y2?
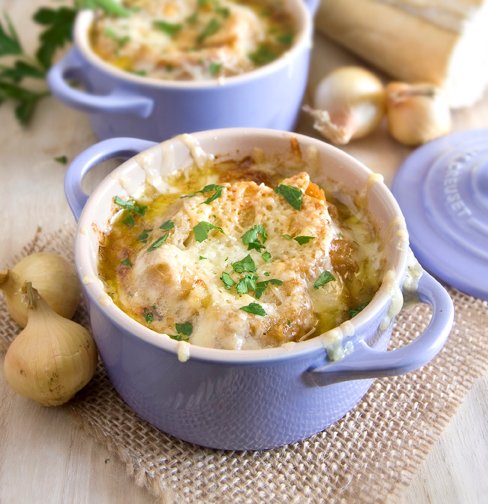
277;32;294;45
193;221;223;242
232;254;256;273
199;255;207;261
282;234;292;240
153;20;182;37
241;224;267;251
169;322;193;341
137;229;151;243
261;251;272;263
274;184;303;210
255;279;283;299
147;233;169;251
249;45;276;66
122;214;135;227
131;69;147;76
349;302;368;319
160;220;175;231
314;270;336;289
200;184;224;204
103;27;130;48
209;62;222;76
187;12;198;25
54;155;68;164
114;196;147;216
143;308;154;323
175;322;193;336
216;6;230;18
184;184;224;204
220;272;235;290
120;257;132;267
294;236;315;245
197;18;221;44
240;302;266;316
236;273;258;295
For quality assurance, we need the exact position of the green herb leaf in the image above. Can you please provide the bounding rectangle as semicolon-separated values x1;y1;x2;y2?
314;270;336;289
153;20;182;36
137;229;151;243
348;302;368;319
197;18;221;44
274;184;303;210
122;214;135;227
199;255;207;260
193;221;223;242
216;6;230;18
143;308;154;323
0;61;45;83
255;279;283;299
236;273;258;295
209;61;222;76
160;220;175;231
277;32;294;45
240;302;266;316
294;236;315;245
33;7;77;69
169;321;193;341
242;224;267;251
0;14;22;56
175;322;193;336
54;155;68;165
200;184;224;204
249;45;276;66
114;196;147;216
232;254;256;273
76;0;132;17
103;26;130;48
220;272;235;290
121;257;132;267
148;233;169;251
261;251;272;263
169;333;189;342
282;234;292;240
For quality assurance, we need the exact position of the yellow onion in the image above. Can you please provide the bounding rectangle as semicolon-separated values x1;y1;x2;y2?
0;252;81;327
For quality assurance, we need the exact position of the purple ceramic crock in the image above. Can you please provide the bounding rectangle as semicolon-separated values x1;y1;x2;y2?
47;0;316;142
65;129;453;450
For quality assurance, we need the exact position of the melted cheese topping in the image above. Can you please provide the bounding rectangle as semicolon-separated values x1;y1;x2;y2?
99;148;386;351
90;0;296;80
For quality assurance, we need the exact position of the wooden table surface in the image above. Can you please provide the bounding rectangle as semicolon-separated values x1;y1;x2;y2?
1;1;487;502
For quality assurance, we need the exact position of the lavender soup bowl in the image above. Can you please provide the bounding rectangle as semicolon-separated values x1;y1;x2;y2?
48;0;317;142
65;128;453;450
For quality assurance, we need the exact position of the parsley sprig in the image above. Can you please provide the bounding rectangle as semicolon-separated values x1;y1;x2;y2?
0;1;133;125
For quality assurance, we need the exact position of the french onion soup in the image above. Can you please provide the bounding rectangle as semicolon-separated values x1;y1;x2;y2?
98;141;385;350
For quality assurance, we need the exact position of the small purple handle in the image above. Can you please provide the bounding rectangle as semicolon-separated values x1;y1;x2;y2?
48;48;153;117
308;272;453;385
65;137;157;220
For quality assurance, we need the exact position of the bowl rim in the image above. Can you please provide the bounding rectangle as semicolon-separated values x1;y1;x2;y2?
73;0;313;90
75;128;410;364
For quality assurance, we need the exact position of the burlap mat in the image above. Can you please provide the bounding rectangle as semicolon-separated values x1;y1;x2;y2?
1;228;487;503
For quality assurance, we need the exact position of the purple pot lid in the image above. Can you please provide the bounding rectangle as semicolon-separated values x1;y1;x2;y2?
392;129;488;300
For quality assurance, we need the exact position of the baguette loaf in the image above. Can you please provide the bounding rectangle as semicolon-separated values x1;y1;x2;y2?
315;0;488;108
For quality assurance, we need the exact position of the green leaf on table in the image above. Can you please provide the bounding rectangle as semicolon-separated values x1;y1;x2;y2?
0;61;45;83
33;7;77;69
0;14;22;56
